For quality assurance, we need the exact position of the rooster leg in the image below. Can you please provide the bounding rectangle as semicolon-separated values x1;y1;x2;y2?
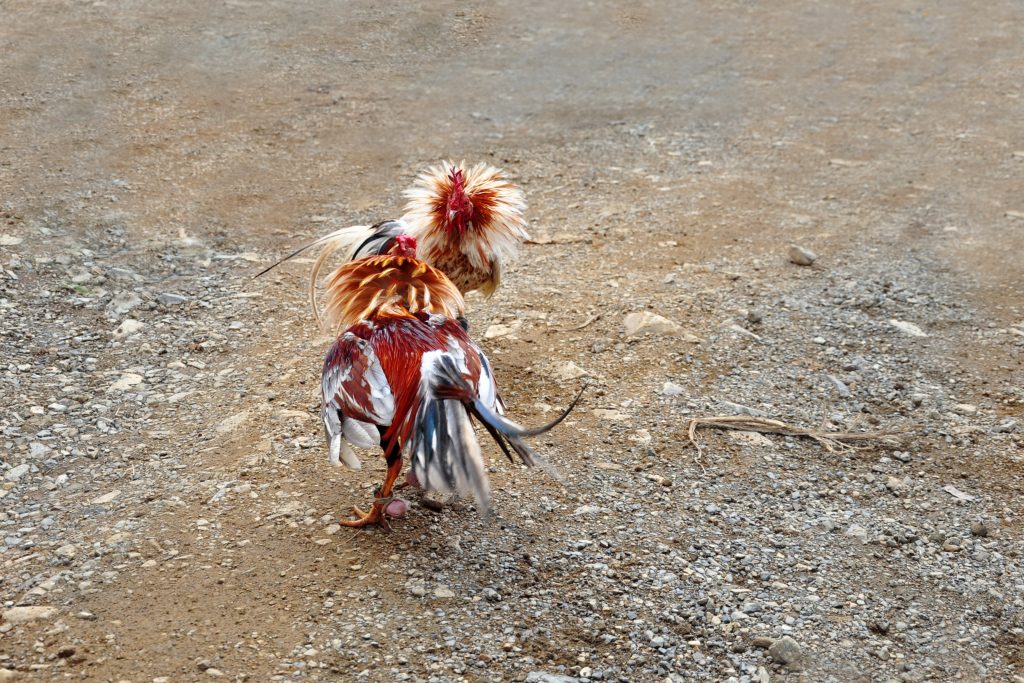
394;470;421;491
340;449;403;530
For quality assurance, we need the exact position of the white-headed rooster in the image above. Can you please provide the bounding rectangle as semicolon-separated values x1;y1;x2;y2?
320;235;578;529
256;161;529;331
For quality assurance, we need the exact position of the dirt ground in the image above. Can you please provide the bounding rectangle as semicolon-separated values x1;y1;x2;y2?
2;1;1023;681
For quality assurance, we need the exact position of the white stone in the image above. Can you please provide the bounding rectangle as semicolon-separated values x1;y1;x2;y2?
889;319;928;337
114;319;145;337
107;373;144;392
90;490;121;505
624;311;682;337
2;606;58;624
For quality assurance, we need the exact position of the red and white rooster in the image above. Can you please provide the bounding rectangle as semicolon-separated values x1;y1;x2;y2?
256;161;529;331
320;235;576;528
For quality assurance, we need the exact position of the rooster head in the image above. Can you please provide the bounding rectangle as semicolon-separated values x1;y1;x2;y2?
402;161;528;262
444;167;475;236
388;233;418;258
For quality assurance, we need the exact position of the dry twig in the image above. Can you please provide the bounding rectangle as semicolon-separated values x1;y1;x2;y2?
685;415;902;462
560;313;602;331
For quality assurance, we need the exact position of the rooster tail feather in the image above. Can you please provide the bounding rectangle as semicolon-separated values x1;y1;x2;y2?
413;355;584;497
409;395;492;517
252;239;322;280
464;397;564;482
408;352;503;514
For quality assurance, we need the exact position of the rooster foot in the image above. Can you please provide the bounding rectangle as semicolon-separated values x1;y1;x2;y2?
339;501;391;530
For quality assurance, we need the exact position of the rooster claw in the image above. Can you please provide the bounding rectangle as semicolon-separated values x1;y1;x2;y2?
339;503;392;531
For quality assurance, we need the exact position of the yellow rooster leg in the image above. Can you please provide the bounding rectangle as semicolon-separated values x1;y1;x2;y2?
340;456;403;530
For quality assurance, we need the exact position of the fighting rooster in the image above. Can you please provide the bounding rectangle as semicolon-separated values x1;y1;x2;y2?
321;235;577;528
255;161;529;331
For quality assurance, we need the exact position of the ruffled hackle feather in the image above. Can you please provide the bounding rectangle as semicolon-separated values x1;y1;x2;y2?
402;161;529;296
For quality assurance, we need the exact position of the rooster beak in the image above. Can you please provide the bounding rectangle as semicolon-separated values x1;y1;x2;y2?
448;209;458;223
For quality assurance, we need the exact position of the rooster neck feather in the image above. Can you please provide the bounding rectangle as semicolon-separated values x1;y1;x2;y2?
322;255;465;332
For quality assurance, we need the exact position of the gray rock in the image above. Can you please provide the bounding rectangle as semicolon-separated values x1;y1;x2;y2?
526;673;580;683
156;292;188;306
768;635;803;669
5;463;30;482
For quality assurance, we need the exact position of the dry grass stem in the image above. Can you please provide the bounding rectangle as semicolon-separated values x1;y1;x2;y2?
685;414;902;461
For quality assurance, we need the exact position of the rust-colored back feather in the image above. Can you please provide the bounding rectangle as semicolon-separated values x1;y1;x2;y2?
322;255;465;332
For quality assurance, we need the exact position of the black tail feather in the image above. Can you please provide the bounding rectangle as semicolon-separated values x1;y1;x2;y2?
251;234;330;280
251;220;406;281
